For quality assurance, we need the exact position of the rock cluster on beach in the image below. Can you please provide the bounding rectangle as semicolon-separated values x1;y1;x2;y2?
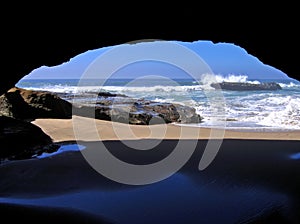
210;82;282;91
0;87;202;160
73;92;202;125
0;87;202;125
0;87;72;120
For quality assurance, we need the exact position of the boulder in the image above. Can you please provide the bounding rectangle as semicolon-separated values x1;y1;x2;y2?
0;87;72;120
173;104;202;123
0;116;57;160
74;98;202;125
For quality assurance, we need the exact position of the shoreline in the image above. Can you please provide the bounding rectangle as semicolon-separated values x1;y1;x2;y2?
32;115;300;142
174;122;300;133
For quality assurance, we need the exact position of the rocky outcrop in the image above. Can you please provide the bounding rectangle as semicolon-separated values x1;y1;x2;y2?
0;87;70;160
74;97;202;125
0;87;202;125
0;116;58;160
0;88;201;160
211;82;282;91
0;87;72;120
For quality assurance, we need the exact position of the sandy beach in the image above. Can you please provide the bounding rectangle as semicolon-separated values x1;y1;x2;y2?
32;115;300;142
0;115;299;223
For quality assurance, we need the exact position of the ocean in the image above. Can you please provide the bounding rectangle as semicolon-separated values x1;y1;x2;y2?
16;75;300;131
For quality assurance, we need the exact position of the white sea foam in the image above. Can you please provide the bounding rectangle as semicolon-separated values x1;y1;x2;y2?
61;74;263;94
25;84;205;94
278;82;300;88
258;98;300;129
18;75;300;131
22;74;285;95
201;74;261;84
192;93;300;130
215;74;248;83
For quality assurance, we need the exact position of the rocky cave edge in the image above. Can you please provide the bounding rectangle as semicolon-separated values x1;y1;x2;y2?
1;37;299;162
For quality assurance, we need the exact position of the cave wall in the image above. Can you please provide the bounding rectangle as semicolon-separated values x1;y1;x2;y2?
2;6;299;95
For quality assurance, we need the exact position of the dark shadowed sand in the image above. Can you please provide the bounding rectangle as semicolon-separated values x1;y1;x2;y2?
1;133;300;223
0;202;113;223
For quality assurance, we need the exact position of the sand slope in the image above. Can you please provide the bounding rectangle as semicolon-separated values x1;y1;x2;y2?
32;116;300;142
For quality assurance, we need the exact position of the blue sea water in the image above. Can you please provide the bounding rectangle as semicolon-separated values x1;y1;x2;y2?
16;75;300;131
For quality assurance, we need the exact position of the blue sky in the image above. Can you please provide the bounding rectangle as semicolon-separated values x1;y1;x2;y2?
22;40;290;80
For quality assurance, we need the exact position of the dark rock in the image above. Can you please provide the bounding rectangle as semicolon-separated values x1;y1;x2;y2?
0;116;57;160
143;103;180;123
0;87;72;120
96;97;136;106
134;102;202;124
128;111;153;125
173;104;202;123
98;91;128;98
73;98;203;125
211;82;282;91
